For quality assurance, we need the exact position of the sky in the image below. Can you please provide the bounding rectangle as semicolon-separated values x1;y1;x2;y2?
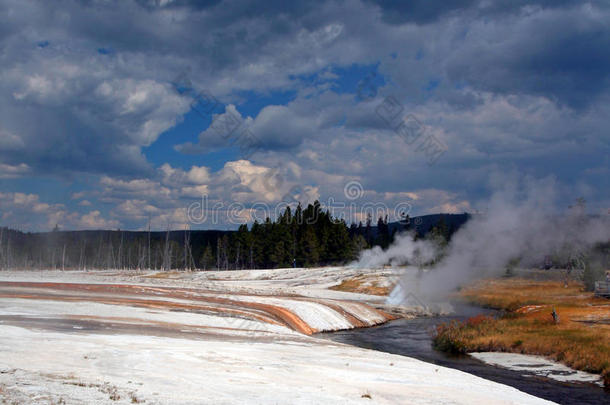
0;0;608;231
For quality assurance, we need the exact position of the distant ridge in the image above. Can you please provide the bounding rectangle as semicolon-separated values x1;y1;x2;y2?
387;213;471;237
0;213;472;270
3;213;472;239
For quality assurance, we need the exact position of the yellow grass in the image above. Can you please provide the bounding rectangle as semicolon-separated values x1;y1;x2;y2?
435;279;610;387
143;271;184;279
330;276;392;296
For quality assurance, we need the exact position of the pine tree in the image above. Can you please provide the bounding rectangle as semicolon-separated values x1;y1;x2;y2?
301;226;319;267
250;220;263;268
365;214;372;246
234;224;249;269
400;212;410;232
352;234;368;259
327;219;352;263
376;215;390;249
428;216;449;248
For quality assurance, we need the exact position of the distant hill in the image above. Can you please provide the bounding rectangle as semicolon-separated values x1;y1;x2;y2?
386;213;471;238
5;213;472;240
0;213;472;270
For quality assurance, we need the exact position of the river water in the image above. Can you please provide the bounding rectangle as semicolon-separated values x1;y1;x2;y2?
318;304;608;405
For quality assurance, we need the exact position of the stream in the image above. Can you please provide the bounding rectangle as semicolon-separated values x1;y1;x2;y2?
318;304;608;405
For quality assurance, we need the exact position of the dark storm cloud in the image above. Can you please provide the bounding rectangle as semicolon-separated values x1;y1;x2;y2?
364;0;478;24
366;0;591;25
2;0;609;166
0;0;609;230
474;0;602;17
445;4;610;109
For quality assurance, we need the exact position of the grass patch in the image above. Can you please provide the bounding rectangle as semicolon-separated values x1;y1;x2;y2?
435;279;610;387
143;271;183;279
330;276;392;296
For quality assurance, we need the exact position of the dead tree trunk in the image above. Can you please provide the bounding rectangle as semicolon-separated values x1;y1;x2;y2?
0;227;4;270
61;244;66;271
216;237;221;270
183;227;188;271
235;241;240;270
118;231;124;270
147;219;151;270
163;224;170;271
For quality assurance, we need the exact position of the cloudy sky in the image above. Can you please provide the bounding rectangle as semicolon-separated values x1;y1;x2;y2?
0;0;608;231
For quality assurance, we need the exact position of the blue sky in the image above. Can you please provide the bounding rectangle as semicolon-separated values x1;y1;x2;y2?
145;64;383;170
0;0;608;231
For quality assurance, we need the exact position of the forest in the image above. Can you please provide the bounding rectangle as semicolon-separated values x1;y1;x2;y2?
0;202;468;271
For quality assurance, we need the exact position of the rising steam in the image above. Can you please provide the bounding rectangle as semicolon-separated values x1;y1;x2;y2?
357;176;610;306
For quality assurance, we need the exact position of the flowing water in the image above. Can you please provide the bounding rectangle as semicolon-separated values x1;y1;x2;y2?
318;304;608;405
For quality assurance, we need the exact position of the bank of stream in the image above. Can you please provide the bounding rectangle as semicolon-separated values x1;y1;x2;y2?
318;303;608;405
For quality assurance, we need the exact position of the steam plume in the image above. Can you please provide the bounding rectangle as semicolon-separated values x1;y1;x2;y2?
356;177;610;305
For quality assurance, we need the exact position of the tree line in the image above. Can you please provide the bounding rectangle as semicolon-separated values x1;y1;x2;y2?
0;202;392;270
0;204;470;271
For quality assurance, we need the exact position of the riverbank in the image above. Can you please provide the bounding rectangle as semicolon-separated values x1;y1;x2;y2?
0;268;553;404
433;277;610;387
319;311;608;405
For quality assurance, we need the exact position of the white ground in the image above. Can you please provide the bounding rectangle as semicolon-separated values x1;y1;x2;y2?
470;352;604;386
0;268;556;404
